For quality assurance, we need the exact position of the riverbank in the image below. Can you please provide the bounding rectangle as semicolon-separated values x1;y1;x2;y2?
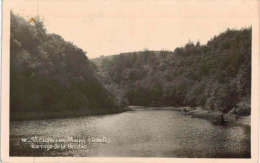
11;107;130;121
128;106;250;126
11;105;250;127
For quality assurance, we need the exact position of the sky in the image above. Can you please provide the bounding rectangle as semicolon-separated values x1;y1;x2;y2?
10;0;257;58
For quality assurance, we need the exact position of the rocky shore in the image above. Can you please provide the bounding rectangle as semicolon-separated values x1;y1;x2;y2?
128;106;250;126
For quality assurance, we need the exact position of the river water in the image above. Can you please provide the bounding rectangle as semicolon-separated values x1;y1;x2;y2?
10;109;250;157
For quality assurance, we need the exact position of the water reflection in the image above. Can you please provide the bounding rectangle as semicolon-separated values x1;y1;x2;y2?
10;109;250;157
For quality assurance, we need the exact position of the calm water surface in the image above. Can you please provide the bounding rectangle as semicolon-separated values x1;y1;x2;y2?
10;109;250;157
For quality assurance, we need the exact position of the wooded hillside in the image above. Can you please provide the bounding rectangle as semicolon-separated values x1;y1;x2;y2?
10;13;122;120
93;28;251;115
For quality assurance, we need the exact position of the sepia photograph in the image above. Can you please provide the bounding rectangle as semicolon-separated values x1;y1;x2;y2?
2;0;259;161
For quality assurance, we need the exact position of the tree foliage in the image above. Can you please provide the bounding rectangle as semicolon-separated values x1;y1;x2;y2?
93;28;251;114
10;13;121;120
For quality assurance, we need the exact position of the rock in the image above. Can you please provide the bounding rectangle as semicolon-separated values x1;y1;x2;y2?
234;102;251;116
224;112;238;122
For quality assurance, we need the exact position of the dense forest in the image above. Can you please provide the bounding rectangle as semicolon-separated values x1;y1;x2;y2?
10;13;123;120
93;28;251;115
10;12;251;120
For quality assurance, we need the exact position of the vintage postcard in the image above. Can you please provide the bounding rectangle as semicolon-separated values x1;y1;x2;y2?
1;0;259;163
